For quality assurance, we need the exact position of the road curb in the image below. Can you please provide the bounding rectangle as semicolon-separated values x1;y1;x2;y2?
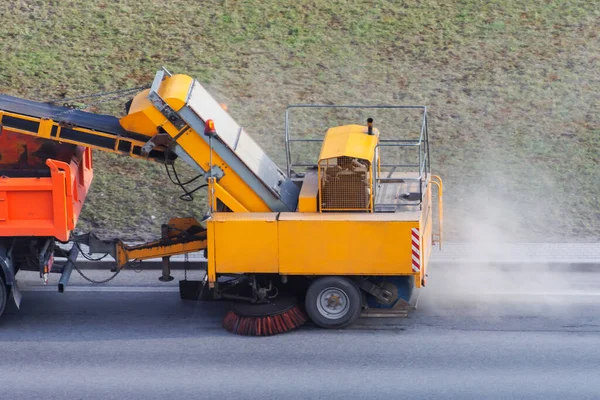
429;261;600;272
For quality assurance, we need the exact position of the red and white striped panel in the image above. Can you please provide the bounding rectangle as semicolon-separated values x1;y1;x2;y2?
411;228;420;272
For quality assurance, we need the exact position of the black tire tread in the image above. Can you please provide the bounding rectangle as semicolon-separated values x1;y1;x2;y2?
305;276;362;329
0;274;7;319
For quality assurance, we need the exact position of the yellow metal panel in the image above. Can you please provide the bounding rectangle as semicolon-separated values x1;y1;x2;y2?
318;125;379;161
278;214;418;276
211;212;277;222
38;118;53;138
119;75;193;136
280;212;420;222
208;177;249;212
119;89;166;136
297;170;318;212
213;213;279;274
159;74;194;111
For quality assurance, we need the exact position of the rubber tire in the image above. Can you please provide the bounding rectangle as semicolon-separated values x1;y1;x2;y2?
0;274;7;319
305;276;362;329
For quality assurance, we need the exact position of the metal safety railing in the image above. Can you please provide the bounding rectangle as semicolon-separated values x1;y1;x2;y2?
285;104;430;210
430;175;444;249
286;104;424;175
373;107;430;210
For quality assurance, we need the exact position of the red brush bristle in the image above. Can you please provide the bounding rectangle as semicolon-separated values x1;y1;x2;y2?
222;305;307;336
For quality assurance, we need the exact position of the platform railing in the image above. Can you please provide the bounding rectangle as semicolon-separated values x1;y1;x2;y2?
284;104;430;212
373;108;429;210
284;104;428;177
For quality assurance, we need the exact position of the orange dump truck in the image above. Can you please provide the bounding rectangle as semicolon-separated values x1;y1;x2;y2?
0;88;184;318
0;127;93;313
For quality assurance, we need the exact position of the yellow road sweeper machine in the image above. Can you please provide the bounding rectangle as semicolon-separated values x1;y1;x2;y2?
0;68;442;335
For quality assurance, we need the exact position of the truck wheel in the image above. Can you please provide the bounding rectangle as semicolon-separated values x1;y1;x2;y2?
305;276;362;329
0;274;7;319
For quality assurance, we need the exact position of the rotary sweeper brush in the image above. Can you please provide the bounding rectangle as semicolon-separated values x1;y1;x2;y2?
0;68;443;335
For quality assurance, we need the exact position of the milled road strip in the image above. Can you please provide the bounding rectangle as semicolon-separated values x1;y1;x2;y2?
19;285;180;292
17;284;600;297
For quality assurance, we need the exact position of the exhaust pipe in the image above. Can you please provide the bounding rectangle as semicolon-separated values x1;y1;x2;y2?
58;245;79;293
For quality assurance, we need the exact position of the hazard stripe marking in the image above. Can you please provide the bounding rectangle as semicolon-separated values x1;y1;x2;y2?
411;228;420;272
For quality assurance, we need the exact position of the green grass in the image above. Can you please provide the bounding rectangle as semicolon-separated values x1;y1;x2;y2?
0;0;598;241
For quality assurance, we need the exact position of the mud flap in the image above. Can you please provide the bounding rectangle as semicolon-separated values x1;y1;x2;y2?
10;282;22;310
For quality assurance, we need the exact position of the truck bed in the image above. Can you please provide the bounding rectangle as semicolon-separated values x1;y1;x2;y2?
0;127;93;242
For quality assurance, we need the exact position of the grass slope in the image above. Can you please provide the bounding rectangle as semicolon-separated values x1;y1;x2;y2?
0;0;598;241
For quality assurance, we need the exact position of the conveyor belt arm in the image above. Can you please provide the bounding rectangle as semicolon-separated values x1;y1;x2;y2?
0;95;174;163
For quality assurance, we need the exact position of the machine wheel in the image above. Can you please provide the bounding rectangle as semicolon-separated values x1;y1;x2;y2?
305;276;362;329
0;274;7;319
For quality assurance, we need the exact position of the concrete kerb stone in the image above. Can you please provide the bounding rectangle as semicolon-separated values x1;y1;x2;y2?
430;243;600;264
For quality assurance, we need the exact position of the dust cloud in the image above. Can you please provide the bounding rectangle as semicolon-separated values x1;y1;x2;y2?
419;167;581;317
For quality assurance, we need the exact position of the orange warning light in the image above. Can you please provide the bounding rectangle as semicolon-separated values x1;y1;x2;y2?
205;119;216;136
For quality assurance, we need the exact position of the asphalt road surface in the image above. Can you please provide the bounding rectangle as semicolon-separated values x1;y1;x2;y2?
1;265;600;399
